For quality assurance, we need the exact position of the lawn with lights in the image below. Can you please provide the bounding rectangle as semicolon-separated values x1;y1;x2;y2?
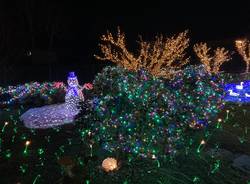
0;29;250;184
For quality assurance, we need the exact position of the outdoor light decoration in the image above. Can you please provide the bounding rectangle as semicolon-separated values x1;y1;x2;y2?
80;65;224;159
224;80;250;103
24;140;31;154
236;82;244;90
19;72;90;129
95;27;190;78
193;42;231;74
0;68;247;184
1;122;9;133
102;157;118;172
0;82;66;106
235;39;250;73
197;139;206;153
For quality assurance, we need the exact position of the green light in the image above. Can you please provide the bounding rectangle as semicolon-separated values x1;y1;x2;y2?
32;174;41;184
11;135;15;143
68;138;72;145
1;122;8;133
5;149;12;158
38;148;44;155
238;136;246;144
21;134;27;140
78;157;84;166
196;140;205;153
23;140;31;155
19;165;27;174
59;146;65;153
193;176;200;183
156;160;160;168
13;127;18;133
211;160;220;174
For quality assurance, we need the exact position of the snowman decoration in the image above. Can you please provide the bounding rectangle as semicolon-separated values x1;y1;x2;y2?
20;72;91;129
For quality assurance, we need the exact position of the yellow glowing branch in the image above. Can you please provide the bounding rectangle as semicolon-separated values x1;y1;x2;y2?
193;43;230;74
235;39;250;73
95;27;190;78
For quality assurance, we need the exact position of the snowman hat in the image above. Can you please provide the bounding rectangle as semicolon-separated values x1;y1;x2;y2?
68;72;77;79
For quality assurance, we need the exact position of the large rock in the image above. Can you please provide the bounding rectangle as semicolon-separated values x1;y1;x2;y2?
207;148;234;161
232;154;250;174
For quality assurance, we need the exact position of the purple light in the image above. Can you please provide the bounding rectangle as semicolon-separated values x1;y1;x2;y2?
20;72;83;129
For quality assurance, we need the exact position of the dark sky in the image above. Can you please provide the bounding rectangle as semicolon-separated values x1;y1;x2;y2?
1;0;250;84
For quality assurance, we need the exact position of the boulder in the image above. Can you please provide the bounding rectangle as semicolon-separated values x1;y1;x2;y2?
207;148;234;161
232;154;250;174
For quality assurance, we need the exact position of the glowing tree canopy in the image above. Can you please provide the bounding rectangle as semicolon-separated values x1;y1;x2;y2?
235;39;250;73
95;27;190;79
79;65;224;159
193;42;231;74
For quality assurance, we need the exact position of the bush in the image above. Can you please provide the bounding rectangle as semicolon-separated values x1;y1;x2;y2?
78;65;224;159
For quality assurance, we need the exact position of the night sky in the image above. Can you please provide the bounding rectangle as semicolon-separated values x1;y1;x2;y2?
1;1;250;84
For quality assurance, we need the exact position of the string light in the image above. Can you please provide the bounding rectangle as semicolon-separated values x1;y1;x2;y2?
226;110;229;119
95;27;190;79
0;82;66;106
81;65;224;158
102;157;118;172
1;122;9;133
193;42;231;74
235;39;250;73
32;174;41;184
24;140;31;155
197;140;206;153
0;33;248;183
20;72;92;129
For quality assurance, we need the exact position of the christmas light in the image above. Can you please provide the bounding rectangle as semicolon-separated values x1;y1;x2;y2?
95;27;190;78
0;82;66;106
1;122;9;132
196;140;206;153
19;72;91;129
193;42;231;74
235;39;250;73
24;140;31;155
102;157;118;172
32;175;41;184
226;110;229;119
224;80;250;103
80;65;224;158
0;37;247;183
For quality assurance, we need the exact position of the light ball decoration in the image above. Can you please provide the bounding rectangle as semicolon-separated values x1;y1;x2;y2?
102;157;118;172
25;140;31;146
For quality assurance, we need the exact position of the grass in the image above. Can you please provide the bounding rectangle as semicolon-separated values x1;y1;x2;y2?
0;103;249;184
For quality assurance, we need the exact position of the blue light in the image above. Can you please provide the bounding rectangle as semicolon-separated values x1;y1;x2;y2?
224;80;250;103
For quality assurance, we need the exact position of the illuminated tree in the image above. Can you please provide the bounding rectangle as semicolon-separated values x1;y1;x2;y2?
235;39;250;73
95;27;190;78
193;43;231;74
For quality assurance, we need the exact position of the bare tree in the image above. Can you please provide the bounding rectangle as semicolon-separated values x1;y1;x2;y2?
95;27;190;78
193;42;231;74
